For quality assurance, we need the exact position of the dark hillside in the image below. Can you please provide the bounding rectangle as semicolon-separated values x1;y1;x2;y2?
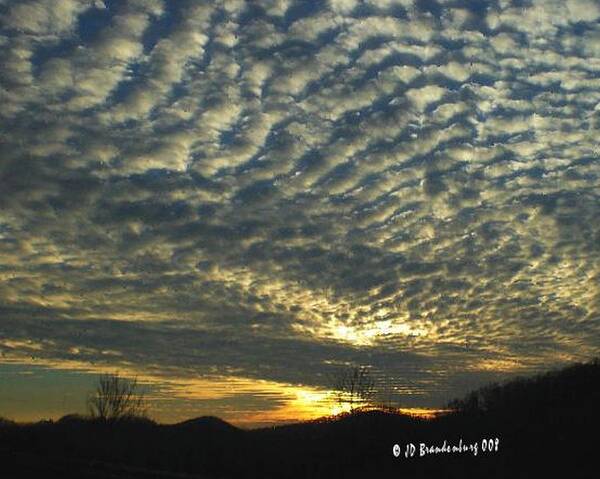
1;359;598;478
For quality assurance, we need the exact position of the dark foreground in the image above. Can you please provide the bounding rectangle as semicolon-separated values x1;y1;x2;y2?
2;359;599;478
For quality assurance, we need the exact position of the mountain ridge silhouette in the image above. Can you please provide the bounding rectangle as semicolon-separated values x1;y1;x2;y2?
2;358;598;478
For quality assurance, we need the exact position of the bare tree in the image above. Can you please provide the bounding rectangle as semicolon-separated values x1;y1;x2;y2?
376;374;397;411
332;365;377;411
87;373;147;421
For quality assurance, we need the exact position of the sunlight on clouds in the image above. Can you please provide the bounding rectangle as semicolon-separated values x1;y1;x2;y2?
0;353;349;425
1;0;599;424
329;319;428;347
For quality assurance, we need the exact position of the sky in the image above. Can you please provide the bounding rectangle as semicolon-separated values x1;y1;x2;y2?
0;0;599;427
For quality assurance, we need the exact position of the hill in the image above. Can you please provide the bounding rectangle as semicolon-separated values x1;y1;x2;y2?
1;359;598;478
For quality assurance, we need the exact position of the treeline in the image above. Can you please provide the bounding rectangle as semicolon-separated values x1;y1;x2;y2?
1;358;598;478
447;358;600;416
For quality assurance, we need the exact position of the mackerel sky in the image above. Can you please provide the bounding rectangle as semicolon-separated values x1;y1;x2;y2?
1;0;599;425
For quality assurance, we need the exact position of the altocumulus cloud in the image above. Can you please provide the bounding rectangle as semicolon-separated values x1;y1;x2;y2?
0;0;599;419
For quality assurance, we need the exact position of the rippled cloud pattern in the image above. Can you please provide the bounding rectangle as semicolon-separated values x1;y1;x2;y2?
1;0;599;421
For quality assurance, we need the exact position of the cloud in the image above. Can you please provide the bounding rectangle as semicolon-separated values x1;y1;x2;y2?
0;0;599;422
2;0;86;36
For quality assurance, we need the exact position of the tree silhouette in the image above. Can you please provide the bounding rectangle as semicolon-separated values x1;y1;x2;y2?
87;373;147;421
332;365;376;410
